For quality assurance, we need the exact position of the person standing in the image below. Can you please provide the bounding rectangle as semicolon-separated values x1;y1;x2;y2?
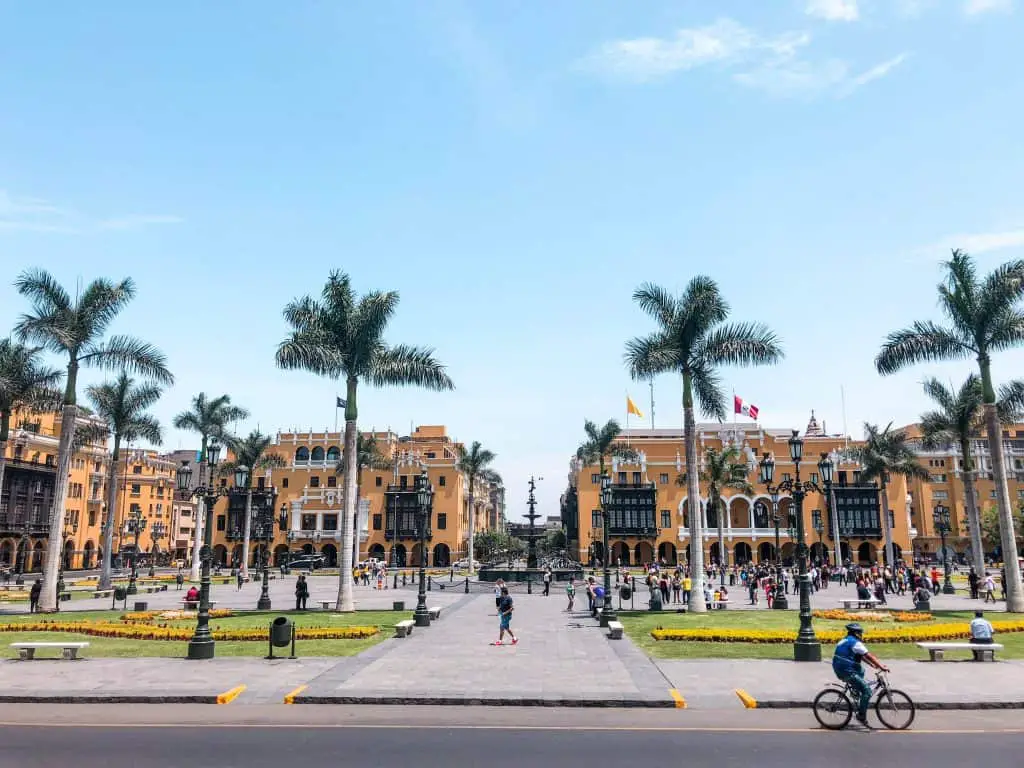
968;567;979;600
983;572;997;604
495;586;518;645
542;568;552;597
29;579;42;613
236;570;244;591
565;577;576;612
295;573;309;611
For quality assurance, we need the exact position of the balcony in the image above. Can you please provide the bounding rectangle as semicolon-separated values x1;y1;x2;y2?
6;457;57;475
607;524;658;537
0;515;50;536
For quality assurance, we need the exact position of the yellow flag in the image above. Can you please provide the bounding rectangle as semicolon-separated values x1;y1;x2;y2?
627;396;644;418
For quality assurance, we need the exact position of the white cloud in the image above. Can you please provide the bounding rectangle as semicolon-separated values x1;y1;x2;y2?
838;53;910;95
964;0;1013;15
735;59;850;97
0;189;181;234
806;0;860;22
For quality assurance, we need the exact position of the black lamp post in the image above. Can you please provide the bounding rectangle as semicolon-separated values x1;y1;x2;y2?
251;481;279;611
149;521;166;577
769;494;788;610
413;470;434;627
125;509;147;595
14;521;31;584
933;504;956;594
599;473;616;626
760;431;832;662
812;510;824;565
176;438;228;660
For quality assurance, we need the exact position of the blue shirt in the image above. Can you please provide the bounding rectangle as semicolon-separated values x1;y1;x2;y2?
832;635;868;676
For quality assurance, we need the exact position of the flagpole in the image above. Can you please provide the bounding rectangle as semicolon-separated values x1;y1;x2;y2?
625;392;630;447
334;396;339;433
650;380;655;430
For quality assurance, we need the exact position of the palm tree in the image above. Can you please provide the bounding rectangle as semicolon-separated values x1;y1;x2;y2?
681;446;752;585
173;394;250;580
849;423;929;567
576;419;637;573
919;376;1024;576
625;278;783;612
13;269;172;611
341;434;392;568
455;441;500;573
876;249;1024;611
276;271;454;611
0;339;63;504
219;431;286;579
87;373;164;590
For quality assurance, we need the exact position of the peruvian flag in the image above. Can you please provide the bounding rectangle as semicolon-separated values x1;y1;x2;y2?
734;395;759;420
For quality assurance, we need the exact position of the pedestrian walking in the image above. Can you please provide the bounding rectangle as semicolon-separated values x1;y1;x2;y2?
495;586;518;646
29;579;41;613
176;569;184;590
494;579;505;614
543;568;552;597
237;570;244;590
565;577;576;611
295;574;309;610
984;573;996;603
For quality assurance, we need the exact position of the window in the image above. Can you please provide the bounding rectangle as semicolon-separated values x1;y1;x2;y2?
991;490;997;498
659;473;669;485
617;472;626;484
310;476;320;488
216;515;226;531
438;513;447;530
781;473;791;482
837;471;847;486
810;473;818;485
302;514;316;530
373;514;382;530
282;478;289;489
592;510;603;529
929;474;947;483
257;477;266;490
45;454;54;467
375;476;382;487
311;446;325;462
88;511;97;526
660;510;671;528
133;465;142;474
852;471;862;483
591;473;600;484
426;452;436;459
439;475;446;487
130;484;141;497
632;471;642;485
323;514;338;530
932;490;948;500
327;475;337;488
400;476;408;489
219;478;227;487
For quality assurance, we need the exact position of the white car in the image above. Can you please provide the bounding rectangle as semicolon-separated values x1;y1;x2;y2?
453;559;481;570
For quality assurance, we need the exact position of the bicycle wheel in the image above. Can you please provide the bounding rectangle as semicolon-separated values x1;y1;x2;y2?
874;688;916;730
813;688;853;730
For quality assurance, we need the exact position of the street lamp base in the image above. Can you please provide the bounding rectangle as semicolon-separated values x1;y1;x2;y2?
414;608;432;627
772;597;789;609
599;608;617;626
186;638;216;660
257;597;271;610
942;584;956;595
793;639;822;662
126;586;138;596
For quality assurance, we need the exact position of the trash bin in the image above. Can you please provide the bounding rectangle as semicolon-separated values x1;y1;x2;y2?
392;601;405;611
134;601;148;611
619;584;633;601
114;586;127;601
270;616;292;647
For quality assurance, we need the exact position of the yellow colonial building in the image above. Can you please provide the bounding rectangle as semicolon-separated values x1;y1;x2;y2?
0;408;109;572
205;425;504;569
900;422;1024;562
561;415;915;568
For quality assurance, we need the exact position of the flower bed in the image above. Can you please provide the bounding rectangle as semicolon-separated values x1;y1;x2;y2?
120;609;233;623
650;620;1024;644
811;609;933;623
0;620;379;642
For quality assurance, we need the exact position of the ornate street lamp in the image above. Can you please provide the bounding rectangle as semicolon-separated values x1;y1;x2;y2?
599;473;616;626
14;520;32;584
413;470;434;627
254;485;279;610
932;504;956;594
125;508;147;595
769;492;788;610
759;431;829;662
149;521;166;577
176;438;229;660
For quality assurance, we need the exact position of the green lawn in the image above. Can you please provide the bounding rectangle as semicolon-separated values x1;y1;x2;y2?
618;609;1024;660
0;609;402;658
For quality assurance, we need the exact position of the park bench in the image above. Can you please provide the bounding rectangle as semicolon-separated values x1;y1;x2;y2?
394;619;415;638
712;598;729;609
11;641;89;660
428;606;442;620
839;597;879;610
319;600;334;610
93;589;114;599
607;620;624;640
916;641;1004;662
58;591;71;602
180;599;218;610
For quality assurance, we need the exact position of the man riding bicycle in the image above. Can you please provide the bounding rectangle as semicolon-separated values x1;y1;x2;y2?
832;623;890;727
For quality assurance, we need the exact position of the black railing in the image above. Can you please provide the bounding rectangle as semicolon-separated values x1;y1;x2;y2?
385;528;432;540
5;457;58;474
607;525;658;537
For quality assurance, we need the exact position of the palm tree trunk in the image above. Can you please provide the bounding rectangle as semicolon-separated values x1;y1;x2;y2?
189;436;209;582
39;400;77;612
879;479;895;568
467;480;476;575
683;372;706;613
715;495;725;587
241;487;253;580
0;411;10;518
352;470;363;570
335;378;357;612
960;436;986;576
98;434;122;591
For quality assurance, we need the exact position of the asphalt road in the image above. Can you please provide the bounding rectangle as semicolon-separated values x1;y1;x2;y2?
0;707;1021;768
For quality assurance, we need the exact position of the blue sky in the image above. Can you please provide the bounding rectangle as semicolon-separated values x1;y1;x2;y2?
2;0;1023;521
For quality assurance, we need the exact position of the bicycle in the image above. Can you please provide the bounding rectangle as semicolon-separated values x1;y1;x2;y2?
812;671;916;730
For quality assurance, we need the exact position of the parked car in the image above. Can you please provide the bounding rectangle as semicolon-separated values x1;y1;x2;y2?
453;559;481;570
286;554;325;570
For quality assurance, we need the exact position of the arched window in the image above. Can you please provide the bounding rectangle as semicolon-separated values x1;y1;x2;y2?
295;447;310;462
311;446;325;462
326;446;341;462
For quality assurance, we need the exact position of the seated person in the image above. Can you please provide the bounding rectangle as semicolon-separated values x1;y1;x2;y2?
719;586;729;600
184;585;200;606
913;584;932;606
856;581;873;601
969;610;994;644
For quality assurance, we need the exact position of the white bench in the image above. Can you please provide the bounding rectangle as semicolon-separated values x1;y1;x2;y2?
11;642;89;660
395;619;415;638
840;598;880;610
713;599;730;610
92;590;114;599
428;606;442;620
916;641;1004;662
180;600;218;610
319;600;334;610
607;620;624;640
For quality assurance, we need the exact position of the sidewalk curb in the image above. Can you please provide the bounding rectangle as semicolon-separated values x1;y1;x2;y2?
293;695;677;708
756;700;1024;710
0;694;218;704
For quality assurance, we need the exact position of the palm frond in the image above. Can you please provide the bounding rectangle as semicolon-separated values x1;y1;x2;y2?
275;335;346;378
997;380;1024;424
875;321;972;375
977;258;1024;332
14;269;72;314
77;278;137;339
123;414;163;446
370;344;454;390
351;290;400;359
631;283;678;328
986;309;1024;353
696;322;783;368
690;366;727;421
624;333;677;380
80;335;173;383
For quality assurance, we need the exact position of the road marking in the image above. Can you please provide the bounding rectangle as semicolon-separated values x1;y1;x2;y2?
283;685;307;705
216;686;246;705
668;689;686;709
735;689;757;709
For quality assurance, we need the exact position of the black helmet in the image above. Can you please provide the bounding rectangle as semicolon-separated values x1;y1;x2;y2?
845;622;864;637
